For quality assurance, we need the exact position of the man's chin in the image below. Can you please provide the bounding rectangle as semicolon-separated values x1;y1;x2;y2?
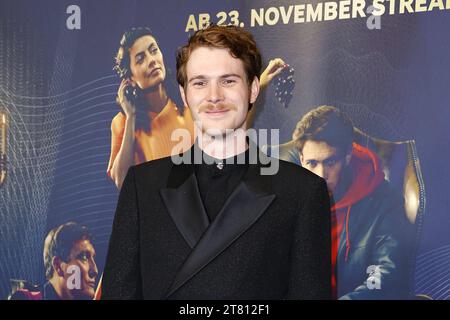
71;288;95;300
203;127;229;138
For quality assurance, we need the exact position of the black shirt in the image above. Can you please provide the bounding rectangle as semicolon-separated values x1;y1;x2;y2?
194;148;249;222
43;281;60;300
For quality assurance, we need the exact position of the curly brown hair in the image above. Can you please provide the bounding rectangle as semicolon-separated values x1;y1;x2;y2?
293;106;355;155
176;25;262;88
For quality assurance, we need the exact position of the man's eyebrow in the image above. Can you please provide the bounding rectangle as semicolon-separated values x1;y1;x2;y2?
188;75;207;83
219;73;242;79
325;154;343;162
188;73;242;83
305;155;340;162
75;249;95;257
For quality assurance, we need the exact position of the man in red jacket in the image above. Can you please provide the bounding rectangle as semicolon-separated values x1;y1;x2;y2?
292;105;413;299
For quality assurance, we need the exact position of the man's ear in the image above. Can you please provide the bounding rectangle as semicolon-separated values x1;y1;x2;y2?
52;256;65;277
179;85;188;107
249;76;260;104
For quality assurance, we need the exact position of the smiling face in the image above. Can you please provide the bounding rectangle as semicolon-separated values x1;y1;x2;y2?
129;35;166;90
300;140;351;193
61;239;98;299
179;47;259;137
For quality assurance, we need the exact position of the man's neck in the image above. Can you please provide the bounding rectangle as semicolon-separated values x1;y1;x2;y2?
198;129;248;160
49;277;71;300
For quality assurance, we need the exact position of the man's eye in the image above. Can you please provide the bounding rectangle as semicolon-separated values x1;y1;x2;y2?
193;81;205;87
223;79;236;85
78;253;89;261
307;161;317;168
150;48;158;55
325;159;337;166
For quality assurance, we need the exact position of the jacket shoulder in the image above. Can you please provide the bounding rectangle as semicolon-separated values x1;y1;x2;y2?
275;158;326;186
129;156;174;186
369;179;404;210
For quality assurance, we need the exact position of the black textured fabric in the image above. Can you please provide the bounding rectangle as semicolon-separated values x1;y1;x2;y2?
43;282;60;300
102;145;332;300
194;149;249;222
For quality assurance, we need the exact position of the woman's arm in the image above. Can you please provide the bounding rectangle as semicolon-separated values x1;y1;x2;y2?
247;58;287;127
108;79;137;189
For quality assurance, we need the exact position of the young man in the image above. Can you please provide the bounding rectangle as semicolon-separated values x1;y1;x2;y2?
43;222;98;300
293;106;413;299
102;25;331;299
10;222;98;300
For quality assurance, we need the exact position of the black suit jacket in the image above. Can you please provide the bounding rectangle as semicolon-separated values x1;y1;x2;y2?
102;147;331;299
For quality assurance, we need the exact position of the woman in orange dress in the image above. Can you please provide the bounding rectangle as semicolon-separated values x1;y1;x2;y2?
108;27;195;189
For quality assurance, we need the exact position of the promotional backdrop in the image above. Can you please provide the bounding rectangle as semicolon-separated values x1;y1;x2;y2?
1;0;449;299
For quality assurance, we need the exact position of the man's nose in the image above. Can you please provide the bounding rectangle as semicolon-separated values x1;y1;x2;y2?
89;259;98;279
315;164;326;179
207;82;224;104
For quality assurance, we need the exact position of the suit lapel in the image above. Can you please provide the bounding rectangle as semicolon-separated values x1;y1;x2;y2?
160;159;210;249
165;154;276;298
